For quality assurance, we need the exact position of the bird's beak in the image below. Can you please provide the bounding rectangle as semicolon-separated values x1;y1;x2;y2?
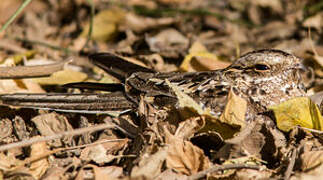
296;63;307;71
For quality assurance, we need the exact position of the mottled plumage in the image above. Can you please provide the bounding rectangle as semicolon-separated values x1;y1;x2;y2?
0;49;306;118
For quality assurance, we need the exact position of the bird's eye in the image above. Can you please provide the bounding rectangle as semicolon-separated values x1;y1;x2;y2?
254;64;270;71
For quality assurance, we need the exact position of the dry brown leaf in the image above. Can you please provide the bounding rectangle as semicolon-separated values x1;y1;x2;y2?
0;152;21;171
145;28;189;56
29;140;50;179
41;166;65;180
303;12;323;32
84;144;116;164
0;118;13;140
175;116;205;140
125;13;175;32
166;80;245;139
82;164;123;180
0;79;45;94
219;89;247;129
199;90;247;139
155;169;188;179
180;41;230;72
31;112;74;147
131;147;168;178
165;128;211;175
0;0;21;24
80;139;128;164
301;150;323;171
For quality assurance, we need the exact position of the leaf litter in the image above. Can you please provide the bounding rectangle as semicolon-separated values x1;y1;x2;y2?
0;0;322;179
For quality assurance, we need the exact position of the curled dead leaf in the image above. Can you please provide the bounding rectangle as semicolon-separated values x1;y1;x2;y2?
219;89;247;129
29;139;49;179
164;128;211;175
180;41;230;72
301;150;323;171
131;147;168;178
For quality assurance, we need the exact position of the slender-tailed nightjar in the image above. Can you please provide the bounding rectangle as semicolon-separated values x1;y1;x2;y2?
0;49;307;119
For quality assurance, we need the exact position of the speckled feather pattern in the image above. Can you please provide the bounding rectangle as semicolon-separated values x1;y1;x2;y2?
124;49;306;117
0;49;306;117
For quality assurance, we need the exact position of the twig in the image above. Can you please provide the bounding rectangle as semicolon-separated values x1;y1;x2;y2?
0;123;116;151
0;0;33;33
188;164;262;180
0;58;72;79
284;148;297;180
19;138;128;167
13;36;77;55
81;0;95;50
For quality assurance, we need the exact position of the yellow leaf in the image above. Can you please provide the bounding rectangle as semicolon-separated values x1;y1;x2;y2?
81;8;125;42
32;69;87;85
269;97;323;132
166;79;246;139
180;41;229;72
165;79;205;115
201;90;247;139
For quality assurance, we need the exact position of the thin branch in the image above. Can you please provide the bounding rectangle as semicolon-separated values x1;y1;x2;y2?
81;0;95;50
0;123;116;151
0;0;33;33
188;164;262;180
13;36;77;55
284;148;297;180
19;139;128;167
0;58;72;79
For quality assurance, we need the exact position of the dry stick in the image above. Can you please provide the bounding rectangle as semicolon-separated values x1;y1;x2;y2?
18;138;128;168
284;148;297;180
188;164;262;180
0;58;72;79
13;36;77;55
0;123;115;152
81;0;95;50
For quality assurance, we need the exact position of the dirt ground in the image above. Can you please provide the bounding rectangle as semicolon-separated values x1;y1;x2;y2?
0;0;322;179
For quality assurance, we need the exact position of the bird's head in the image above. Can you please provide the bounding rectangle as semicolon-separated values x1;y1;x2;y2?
226;49;306;107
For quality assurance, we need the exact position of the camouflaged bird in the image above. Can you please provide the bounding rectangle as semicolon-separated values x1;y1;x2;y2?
0;49;306;118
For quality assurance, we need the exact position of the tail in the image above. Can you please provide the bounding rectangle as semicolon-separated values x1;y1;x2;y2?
0;92;135;115
89;53;155;81
0;53;150;114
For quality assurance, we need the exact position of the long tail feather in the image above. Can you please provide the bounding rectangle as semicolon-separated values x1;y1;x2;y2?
62;82;125;92
89;53;155;81
0;92;135;114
